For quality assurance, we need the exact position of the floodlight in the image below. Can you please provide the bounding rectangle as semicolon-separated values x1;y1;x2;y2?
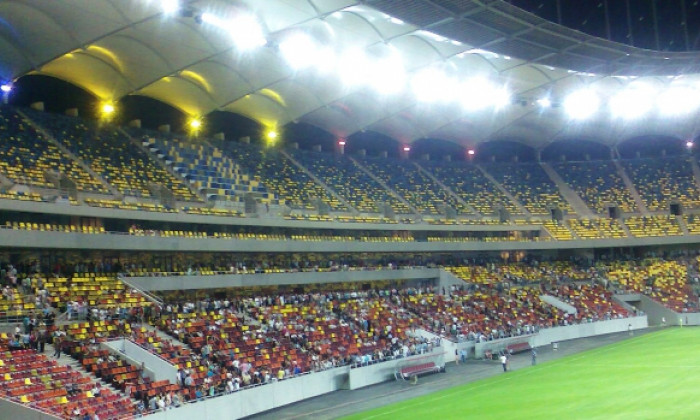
467;149;475;155
563;89;600;120
337;48;370;88
403;146;411;152
200;12;221;25
459;78;510;111
101;103;115;115
610;85;655;119
266;130;278;140
312;46;337;74
657;86;700;116
368;52;406;95
411;68;455;103
536;97;551;108
189;119;202;129
161;0;179;14
338;140;346;146
279;33;319;71
0;84;12;93
492;87;511;110
229;14;266;51
686;141;694;148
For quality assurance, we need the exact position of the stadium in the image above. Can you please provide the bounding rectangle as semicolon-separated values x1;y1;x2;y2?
0;0;699;419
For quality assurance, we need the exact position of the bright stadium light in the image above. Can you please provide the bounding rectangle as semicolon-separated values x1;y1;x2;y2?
201;12;266;52
467;149;475;156
101;102;115;116
411;68;455;103
189;118;202;129
160;0;179;14
337;47;370;88
657;86;700;116
536;97;551;108
368;51;406;95
563;89;600;120
610;85;655;119
266;130;278;141
492;86;511;110
229;14;266;51
686;140;694;149
459;78;510;111
279;32;321;71
403;146;411;152
0;84;12;93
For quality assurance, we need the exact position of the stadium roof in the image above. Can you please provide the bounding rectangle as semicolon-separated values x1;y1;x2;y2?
2;0;700;149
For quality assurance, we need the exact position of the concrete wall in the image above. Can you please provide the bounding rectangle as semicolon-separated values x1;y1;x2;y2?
412;329;475;361
438;270;468;293
147;368;344;420
126;268;440;291
531;316;648;348
0;199;538;233
540;295;577;314
0;397;60;420
634;295;700;326
5;220;700;253
347;352;446;390
102;339;178;384
474;316;648;358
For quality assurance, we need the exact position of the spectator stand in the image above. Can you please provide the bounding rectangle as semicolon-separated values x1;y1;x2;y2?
394;352;446;384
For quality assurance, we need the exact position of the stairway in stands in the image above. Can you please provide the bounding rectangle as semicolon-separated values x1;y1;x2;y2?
688;157;700;196
348;156;421;217
475;165;530;216
613;160;649;215
413;162;481;216
17;109;121;198
119;128;206;203
540;162;595;218
280;149;357;214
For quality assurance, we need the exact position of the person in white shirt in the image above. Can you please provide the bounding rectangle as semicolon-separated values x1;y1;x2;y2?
500;354;508;372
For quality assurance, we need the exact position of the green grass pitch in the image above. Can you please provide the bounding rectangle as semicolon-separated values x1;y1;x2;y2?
343;328;700;420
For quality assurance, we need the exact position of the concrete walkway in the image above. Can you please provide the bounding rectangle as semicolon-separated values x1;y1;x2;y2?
246;328;660;420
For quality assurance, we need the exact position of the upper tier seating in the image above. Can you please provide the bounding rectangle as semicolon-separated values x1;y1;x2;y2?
218;141;345;211
484;163;574;215
568;218;628;239
553;161;637;213
358;157;467;215
542;220;575;240
24;109;197;201
0;107;106;193
84;198;176;213
624;215;683;237
623;157;700;212
139;132;273;203
683;214;700;235
448;261;591;285
421;161;521;215
290;150;409;214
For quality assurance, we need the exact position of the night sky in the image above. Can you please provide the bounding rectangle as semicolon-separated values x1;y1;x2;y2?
509;0;700;51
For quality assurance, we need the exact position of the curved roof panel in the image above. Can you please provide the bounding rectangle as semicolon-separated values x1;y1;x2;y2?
2;0;700;150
